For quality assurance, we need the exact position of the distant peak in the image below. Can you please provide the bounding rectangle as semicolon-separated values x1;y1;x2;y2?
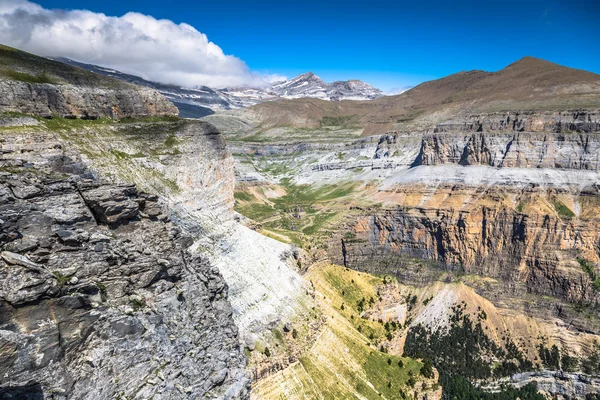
299;72;322;80
503;56;560;71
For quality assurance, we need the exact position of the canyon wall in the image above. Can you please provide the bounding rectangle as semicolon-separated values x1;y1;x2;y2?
324;128;600;309
432;110;600;134
413;131;600;169
0;45;177;119
333;204;600;304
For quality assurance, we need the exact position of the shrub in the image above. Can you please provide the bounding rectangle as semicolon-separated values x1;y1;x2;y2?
420;358;435;379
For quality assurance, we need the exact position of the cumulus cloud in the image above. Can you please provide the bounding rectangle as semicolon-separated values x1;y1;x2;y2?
0;0;274;88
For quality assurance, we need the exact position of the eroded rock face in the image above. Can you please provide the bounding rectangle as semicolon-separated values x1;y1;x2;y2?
0;140;249;398
433;110;600;134
412;132;600;169
321;128;600;313
332;204;600;304
0;80;178;119
481;371;600;398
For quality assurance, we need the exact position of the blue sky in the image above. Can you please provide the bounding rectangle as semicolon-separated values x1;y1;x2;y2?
19;0;600;90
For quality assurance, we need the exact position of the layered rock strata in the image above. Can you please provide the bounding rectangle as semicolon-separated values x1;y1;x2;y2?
0;45;177;119
0;79;178;119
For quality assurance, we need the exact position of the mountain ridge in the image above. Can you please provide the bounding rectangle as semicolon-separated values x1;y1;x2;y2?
0;44;178;119
238;56;600;135
50;57;384;117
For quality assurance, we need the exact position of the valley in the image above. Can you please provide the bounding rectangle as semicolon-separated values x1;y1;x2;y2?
206;58;600;399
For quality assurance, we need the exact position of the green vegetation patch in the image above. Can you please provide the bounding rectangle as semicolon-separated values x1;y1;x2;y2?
299;264;428;399
552;198;576;218
164;135;179;148
119;116;180;123
320;115;359;127
578;257;600;291
404;302;538;398
44;116;115;131
317;264;391;348
110;149;146;160
582;341;600;376
1;69;57;84
234;180;356;246
233;191;254;202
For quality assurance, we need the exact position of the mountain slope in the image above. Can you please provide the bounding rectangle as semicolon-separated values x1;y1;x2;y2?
49;57;227;117
239;57;600;135
0;44;177;118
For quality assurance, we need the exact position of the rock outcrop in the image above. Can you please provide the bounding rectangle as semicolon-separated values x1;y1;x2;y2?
331;204;600;304
0;79;178;119
412;130;600;169
481;371;600;398
0;131;250;398
0;44;178;119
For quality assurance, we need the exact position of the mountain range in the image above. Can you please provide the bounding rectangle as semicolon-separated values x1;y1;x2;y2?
52;57;385;118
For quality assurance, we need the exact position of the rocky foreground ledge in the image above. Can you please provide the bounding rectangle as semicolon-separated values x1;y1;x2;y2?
0;129;250;398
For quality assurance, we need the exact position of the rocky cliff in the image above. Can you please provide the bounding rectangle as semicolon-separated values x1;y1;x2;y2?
433;110;600;135
414;129;600;169
0;45;178;119
321;128;600;320
0;47;252;398
333;204;600;303
0;129;250;399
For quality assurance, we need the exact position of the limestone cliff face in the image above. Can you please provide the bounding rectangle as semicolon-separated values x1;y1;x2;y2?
412;131;600;170
0;126;249;398
38;119;312;343
0;79;178;119
433;110;600;134
0;45;177;119
25;119;238;235
328;128;600;308
333;204;600;304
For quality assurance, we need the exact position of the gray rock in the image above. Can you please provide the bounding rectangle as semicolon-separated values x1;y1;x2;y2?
79;185;140;226
0;80;178;119
0;135;250;399
1;251;51;275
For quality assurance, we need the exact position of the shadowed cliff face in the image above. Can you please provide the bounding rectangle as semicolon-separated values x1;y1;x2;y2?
331;205;600;304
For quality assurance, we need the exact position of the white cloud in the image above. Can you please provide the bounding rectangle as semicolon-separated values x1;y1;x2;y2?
0;0;270;88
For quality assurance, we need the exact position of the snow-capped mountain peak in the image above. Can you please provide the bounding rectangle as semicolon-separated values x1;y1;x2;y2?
270;72;383;101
